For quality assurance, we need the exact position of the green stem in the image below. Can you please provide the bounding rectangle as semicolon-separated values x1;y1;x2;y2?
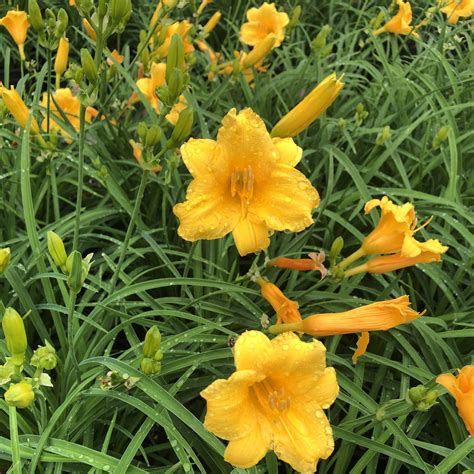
73;105;87;251
65;291;80;385
50;161;60;221
94;16;105;70
46;49;52;133
338;247;366;271
344;263;368;278
8;406;21;474
109;170;149;294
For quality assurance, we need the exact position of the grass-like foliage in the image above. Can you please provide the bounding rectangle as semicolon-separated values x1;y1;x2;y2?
0;0;473;472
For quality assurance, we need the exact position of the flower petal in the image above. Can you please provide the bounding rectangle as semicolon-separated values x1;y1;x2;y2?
173;178;240;241
273;405;335;473
251;164;319;232
272;137;303;167
436;373;460;398
234;331;273;372
232;217;270;256
224;420;271;468
457;393;474;437
180;138;217;178
201;369;264;440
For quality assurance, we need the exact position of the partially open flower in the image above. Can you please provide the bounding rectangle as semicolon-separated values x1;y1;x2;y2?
437;365;474;436
1;85;40;134
153;21;194;58
201;331;338;472
374;0;419;37
0;10;29;60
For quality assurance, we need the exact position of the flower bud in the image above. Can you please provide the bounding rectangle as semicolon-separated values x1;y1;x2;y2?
311;24;332;57
140;357;162;375
80;48;98;84
167;68;184;100
166;34;185;84
329;236;344;262
287;5;301;31
203;11;221;36
66;250;84;294
54;37;69;77
163;0;178;8
30;340;57;370
28;0;44;34
0;247;11;274
145;125;162;148
407;385;439;412
55;9;68;39
2;307;27;365
1;86;40;134
47;231;68;270
143;326;161;359
241;34;276;69
4;381;35;408
271;73;344;138
168;108;193;147
110;0;132;29
98;0;108;18
432;126;449;150
137;122;148;141
375;125;391;146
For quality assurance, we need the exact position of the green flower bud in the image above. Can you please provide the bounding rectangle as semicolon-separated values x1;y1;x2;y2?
145;125;162;148
66;250;84;294
47;231;67;270
432;126;450;150
55;9;69;39
4;381;35;409
407;385;439;412
0;362;15;384
2;308;27;366
80;48;98;84
167;68;184;101
166;34;185;83
0;247;11;274
329;237;344;262
168;108;193;148
98;0;108;18
30;341;57;370
140;357;162;375
312;24;332;56
287;5;302;31
143;326;161;359
137;122;148;141
375;125;391;146
28;0;44;33
110;0;132;29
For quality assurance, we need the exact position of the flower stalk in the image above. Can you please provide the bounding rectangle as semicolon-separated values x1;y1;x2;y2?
8;405;21;474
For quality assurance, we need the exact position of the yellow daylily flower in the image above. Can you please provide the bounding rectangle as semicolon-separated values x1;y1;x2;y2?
440;0;474;24
437;365;474;436
271;73;344;138
135;62;187;125
173;108;319;256
256;277;302;325
374;0;419;37
1;85;40;134
0;10;29;60
201;331;338;472
270;296;422;362
40;88;99;140
154;21;195;58
240;2;289;48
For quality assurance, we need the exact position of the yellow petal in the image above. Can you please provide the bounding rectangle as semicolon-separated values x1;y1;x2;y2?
352;331;370;364
457;393;474;437
201;369;264;440
251;165;319;232
272;137;303;166
173;178;240;241
150;63;166;88
232;217;270;256
273;405;335;472
180;138;217;178
298;367;339;409
436;373;461;399
234;331;273;372
224;420;271;468
217;108;277;182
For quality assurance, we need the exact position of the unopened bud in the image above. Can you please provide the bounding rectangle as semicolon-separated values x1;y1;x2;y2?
312;24;332;55
28;0;44;33
287;6;301;31
432;126;449;150
167;68;184;100
143;326;161;358
81;48;98;84
375;125;391;146
241;34;276;69
110;0;132;28
2;307;27;366
203;11;221;36
55;9;69;39
145;125;162;148
137;122;148;141
4;381;35;409
407;385;439;411
166;34;185;84
54;37;69;77
329;237;344;262
47;231;68;270
168;108;193;147
66;250;83;294
98;0;108;18
30;341;57;370
0;248;11;274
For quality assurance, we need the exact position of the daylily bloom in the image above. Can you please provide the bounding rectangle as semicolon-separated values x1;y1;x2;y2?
1;85;40;134
173;108;319;256
135;62;187;125
344;250;445;276
271;73;344;138
436;365;474;436
153;21;194;58
267;251;327;278
374;0;419;37
0;10;29;60
440;0;474;24
240;3;289;48
256;277;302;324
40;88;99;140
269;296;422;362
201;331;338;472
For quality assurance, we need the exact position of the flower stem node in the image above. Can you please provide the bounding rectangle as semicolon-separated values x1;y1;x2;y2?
4;381;35;409
2;308;28;366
